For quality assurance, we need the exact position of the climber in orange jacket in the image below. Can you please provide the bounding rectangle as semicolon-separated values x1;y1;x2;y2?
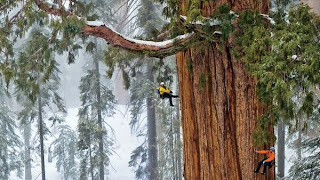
158;82;179;106
254;147;275;175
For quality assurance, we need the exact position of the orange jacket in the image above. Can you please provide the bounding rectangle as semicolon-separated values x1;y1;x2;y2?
257;150;275;162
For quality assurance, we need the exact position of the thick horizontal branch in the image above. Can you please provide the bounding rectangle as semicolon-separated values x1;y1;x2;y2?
82;24;196;57
34;0;201;58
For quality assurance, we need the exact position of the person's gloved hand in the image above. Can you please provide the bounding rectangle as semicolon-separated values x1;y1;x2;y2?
263;161;265;164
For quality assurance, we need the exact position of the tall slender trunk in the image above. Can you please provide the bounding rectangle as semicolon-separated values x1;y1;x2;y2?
177;1;273;179
170;115;176;179
146;61;159;179
80;157;87;180
89;136;94;180
175;94;183;180
38;94;46;180
94;50;104;180
277;119;285;178
24;121;32;180
297;117;302;160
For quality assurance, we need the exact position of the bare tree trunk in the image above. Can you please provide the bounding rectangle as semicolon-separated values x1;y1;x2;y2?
277;119;285;178
297;117;302;160
38;94;46;180
24;121;32;180
94;48;104;180
80;157;87;180
146;61;159;180
89;136;94;180
170;115;176;179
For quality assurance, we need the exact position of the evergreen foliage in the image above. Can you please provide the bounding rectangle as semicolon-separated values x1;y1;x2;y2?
287;137;320;180
235;5;320;145
77;39;116;179
0;103;23;179
15;27;66;180
51;125;78;180
156;97;183;180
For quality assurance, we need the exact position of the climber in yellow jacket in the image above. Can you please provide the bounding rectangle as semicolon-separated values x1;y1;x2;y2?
254;147;275;175
158;82;179;106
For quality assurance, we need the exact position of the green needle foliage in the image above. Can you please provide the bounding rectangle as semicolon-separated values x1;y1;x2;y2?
235;5;320;145
287;137;320;179
51;125;79;180
0;103;23;179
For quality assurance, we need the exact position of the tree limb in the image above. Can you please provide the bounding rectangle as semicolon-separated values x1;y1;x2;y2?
34;0;201;58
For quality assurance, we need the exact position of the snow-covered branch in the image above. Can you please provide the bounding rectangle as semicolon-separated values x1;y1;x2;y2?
260;14;276;25
34;0;200;58
179;15;221;26
83;24;196;57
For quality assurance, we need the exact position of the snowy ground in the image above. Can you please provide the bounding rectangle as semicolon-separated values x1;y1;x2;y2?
10;105;298;179
11;105;141;180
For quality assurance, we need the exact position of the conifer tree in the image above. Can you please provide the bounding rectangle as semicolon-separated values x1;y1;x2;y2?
15;28;67;180
0;99;23;179
287;136;320;179
77;39;116;180
51;124;78;180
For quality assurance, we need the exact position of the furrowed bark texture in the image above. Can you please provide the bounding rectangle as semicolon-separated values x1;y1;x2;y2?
177;1;274;180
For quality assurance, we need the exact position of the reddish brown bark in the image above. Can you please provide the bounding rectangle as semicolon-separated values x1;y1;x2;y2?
177;1;274;180
82;26;196;57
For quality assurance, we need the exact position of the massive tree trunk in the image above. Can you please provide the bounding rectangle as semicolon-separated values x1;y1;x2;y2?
176;1;274;180
175;101;183;180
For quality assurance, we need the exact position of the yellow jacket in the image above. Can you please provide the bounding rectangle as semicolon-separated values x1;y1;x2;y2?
158;86;171;95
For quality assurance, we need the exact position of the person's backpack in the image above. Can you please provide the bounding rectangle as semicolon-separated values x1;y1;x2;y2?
157;88;164;99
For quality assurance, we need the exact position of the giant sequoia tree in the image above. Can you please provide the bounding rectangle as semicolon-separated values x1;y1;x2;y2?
3;0;320;180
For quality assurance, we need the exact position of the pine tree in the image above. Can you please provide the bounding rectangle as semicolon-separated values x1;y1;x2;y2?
77;39;116;180
50;124;78;180
0;100;23;179
15;28;67;180
287;136;320;179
